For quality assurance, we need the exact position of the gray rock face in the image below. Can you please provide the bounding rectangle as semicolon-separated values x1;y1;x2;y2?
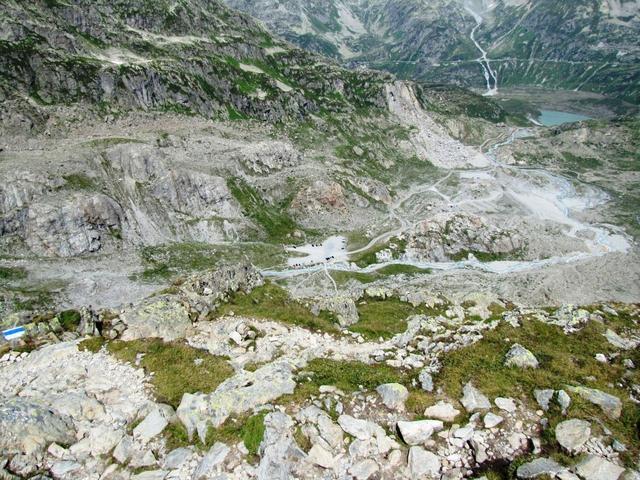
0;397;76;455
575;455;625;480
307;444;334;469
495;397;517;413
566;386;622;419
408;446;441;477
604;329;640;350
120;296;191;342
177;361;296;442
460;382;491;412
555;419;590;452
257;412;304;480
397;419;444;445
516;457;564;479
25;193;124;257
504;344;539;369
193;442;230;480
375;383;409;411
406;212;524;263
483;412;504;428
133;407;170;444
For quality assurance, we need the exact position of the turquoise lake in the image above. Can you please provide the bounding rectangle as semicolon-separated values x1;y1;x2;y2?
538;110;592;126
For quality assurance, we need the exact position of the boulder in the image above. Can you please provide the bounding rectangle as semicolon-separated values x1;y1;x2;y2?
307;444;334;469
566;386;622;419
495;397;517;413
120;297;191;341
408;446;441;477
193;442;230;480
133;407;170;444
516;458;564;479
504;344;539;369
177;361;296;442
555;419;590;452
424;401;460;422
483;412;504;428
0;398;75;455
338;415;385;440
397;420;443;445
418;369;434;392
348;459;379;480
376;383;409;411
575;455;625;480
534;389;554;411
460;382;491;412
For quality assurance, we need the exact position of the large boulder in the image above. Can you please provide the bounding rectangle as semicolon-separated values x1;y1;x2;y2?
555;419;590;452
566;386;622;419
460;382;491;412
0;398;76;455
397;420;443;445
408;446;441;477
177;361;295;442
376;383;409;411
120;296;191;341
504;344;539;369
575;455;625;480
516;458;564;479
424;401;460;422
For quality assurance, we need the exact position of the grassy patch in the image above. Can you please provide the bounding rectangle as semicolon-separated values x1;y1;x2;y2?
134;242;285;282
349;296;428;340
61;174;96;190
349;238;407;268
83;137;144;148
227;177;298;241
329;265;430;286
215;281;338;333
166;412;266;459
0;266;27;282
436;317;640;464
280;358;408;406
58;309;81;330
79;338;233;408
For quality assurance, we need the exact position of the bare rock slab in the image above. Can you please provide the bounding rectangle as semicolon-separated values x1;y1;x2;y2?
461;382;491;412
575;455;625;480
555;419;590;452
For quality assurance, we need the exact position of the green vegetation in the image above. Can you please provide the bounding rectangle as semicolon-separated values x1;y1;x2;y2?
62;173;96;190
227;177;298;241
58;309;81;330
0;266;27;282
83;137;145;148
135;242;285;282
79;338;233;408
165;412;266;459
215;281;338;333
350;296;428;340
560;152;602;171
450;249;524;262
329;264;430;286
437;316;640;465
349;238;407;268
280;358;407;406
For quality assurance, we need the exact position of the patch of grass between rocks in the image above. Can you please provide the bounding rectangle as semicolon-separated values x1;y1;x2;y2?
79;338;233;408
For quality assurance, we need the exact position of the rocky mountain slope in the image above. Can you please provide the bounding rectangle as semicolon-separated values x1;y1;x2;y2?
0;0;389;134
0;1;639;479
223;0;640;102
